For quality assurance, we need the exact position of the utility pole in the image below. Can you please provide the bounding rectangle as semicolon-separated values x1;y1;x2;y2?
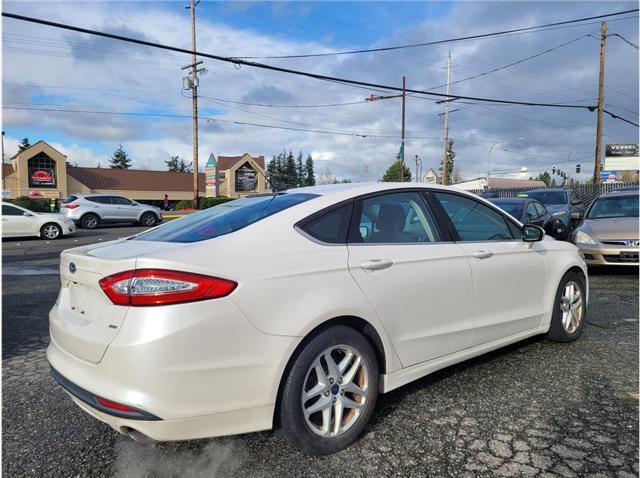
1;131;5;192
594;21;607;185
183;0;203;207
441;51;452;185
400;76;406;182
414;154;422;182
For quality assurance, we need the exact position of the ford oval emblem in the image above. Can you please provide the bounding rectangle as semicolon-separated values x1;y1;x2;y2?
69;262;77;274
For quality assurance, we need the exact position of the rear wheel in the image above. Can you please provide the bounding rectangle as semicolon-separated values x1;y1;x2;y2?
140;212;157;227
278;325;379;455
40;223;62;240
546;271;586;342
81;213;100;229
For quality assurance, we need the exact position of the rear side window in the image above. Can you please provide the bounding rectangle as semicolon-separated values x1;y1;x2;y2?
435;193;514;241
63;196;78;204
2;205;23;216
86;196;112;204
298;204;352;244
135;193;317;243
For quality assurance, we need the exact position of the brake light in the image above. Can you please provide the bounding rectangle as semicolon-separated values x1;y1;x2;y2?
99;269;237;306
64;204;79;209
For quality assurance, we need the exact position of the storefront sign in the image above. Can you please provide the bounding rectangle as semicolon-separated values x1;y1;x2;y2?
28;167;56;187
205;154;217;197
604;144;639;171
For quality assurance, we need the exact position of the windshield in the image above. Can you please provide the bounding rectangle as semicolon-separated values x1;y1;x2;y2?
491;201;523;219
587;195;639;220
523;191;567;205
134;193;317;243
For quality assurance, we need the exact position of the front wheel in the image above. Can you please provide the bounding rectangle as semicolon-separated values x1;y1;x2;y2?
40;223;62;240
278;325;379;455
546;271;586;342
140;212;157;227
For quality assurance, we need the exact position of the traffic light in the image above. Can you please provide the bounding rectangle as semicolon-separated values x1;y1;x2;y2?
552;166;556;174
576;164;581;173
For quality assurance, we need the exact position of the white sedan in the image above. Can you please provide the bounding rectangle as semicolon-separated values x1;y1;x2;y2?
47;183;587;454
2;202;75;240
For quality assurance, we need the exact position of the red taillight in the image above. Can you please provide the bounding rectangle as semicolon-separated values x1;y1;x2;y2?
64;204;79;209
97;397;139;413
99;269;237;306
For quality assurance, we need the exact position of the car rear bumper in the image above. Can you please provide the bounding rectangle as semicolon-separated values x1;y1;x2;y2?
575;244;639;266
47;297;300;441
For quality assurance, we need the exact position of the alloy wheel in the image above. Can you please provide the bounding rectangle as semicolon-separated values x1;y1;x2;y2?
301;344;370;438
43;224;60;239
560;281;583;333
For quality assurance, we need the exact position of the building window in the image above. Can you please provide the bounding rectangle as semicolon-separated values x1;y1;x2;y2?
28;153;56;188
235;163;257;192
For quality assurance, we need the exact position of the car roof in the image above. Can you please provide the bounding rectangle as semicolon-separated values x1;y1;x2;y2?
600;190;639;198
489;198;529;203
521;188;567;193
289;182;456;197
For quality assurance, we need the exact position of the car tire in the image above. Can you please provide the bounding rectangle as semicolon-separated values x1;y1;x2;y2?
546;271;587;342
80;213;100;229
140;212;157;227
278;325;379;455
40;223;62;240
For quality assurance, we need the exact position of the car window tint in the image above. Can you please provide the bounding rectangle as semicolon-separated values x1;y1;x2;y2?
435;193;514;241
63;196;78;204
112;196;132;205
352;192;440;244
534;202;547;216
587;195;639;219
300;204;351;244
526;202;538;220
2;205;23;216
491;201;523;219
86;196;112;204
135;193;317;243
524;191;567;205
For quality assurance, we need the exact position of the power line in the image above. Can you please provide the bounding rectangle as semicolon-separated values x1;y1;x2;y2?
198;94;371;108
1;12;601;110
608;30;639;50
603;109;639;127
232;9;638;59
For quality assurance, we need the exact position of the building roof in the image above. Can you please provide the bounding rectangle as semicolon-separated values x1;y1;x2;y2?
217;154;265;171
10;140;65;160
67;166;206;192
488;178;546;188
2;163;15;176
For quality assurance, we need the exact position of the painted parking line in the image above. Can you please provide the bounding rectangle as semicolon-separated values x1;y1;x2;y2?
3;266;59;275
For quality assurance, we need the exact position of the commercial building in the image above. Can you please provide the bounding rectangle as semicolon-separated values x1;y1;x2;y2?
453;177;546;191
2;141;268;205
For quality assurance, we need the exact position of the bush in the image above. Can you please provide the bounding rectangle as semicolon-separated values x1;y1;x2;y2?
174;199;195;210
198;197;233;209
9;196;57;212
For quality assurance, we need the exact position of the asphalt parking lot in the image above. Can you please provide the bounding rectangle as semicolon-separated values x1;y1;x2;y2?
2;226;638;478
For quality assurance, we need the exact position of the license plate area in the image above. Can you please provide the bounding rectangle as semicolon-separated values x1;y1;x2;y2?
620;251;639;262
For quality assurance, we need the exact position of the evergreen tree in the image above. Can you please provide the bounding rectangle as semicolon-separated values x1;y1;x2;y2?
439;140;456;185
165;155;180;172
18;138;31;152
381;160;412;182
109;144;132;169
296;151;304;187
304;154;315;186
178;158;193;173
536;171;552;187
284;150;297;188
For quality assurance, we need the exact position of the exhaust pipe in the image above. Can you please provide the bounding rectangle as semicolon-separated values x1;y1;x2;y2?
122;427;157;445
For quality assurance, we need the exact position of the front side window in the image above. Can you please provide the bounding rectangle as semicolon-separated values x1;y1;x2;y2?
587;195;639;219
526;202;538;220
2;205;23;216
112;197;133;205
534;202;548;217
435;193;514;241
351;192;440;244
135;193;317;243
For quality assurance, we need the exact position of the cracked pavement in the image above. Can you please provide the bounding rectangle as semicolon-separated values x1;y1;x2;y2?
2;227;638;477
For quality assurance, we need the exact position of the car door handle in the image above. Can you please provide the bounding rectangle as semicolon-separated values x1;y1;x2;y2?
361;259;394;271
471;250;493;259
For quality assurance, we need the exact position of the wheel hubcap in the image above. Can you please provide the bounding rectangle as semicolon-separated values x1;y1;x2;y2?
561;281;583;333
85;217;97;227
44;225;59;239
301;344;369;438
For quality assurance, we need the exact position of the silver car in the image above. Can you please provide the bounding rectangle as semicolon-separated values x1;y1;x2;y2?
62;194;163;229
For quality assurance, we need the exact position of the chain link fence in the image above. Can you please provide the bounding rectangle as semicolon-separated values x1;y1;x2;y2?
467;183;639;205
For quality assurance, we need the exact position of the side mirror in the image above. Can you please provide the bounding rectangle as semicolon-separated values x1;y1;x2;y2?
130;201;138;206
523;224;544;242
570;211;582;220
23;211;34;217
571;199;582;206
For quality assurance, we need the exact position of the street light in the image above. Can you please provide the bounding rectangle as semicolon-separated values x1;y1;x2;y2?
487;138;525;189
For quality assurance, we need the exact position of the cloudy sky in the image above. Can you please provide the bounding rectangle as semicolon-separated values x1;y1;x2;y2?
3;1;638;182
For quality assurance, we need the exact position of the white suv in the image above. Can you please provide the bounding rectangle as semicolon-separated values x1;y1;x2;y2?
63;194;163;229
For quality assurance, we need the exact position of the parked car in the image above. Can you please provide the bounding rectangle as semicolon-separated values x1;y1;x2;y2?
48;183;588;455
1;202;75;239
489;197;568;240
517;188;584;240
62;194;163;229
571;189;639;266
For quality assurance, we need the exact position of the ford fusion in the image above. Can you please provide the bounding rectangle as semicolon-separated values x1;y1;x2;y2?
48;183;588;454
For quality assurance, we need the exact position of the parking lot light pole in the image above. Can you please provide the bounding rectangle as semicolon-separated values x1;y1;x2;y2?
487;142;499;189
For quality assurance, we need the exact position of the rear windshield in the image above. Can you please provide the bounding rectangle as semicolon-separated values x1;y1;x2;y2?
63;196;78;204
522;191;567;205
491;201;523;219
587;195;639;219
134;193;317;243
